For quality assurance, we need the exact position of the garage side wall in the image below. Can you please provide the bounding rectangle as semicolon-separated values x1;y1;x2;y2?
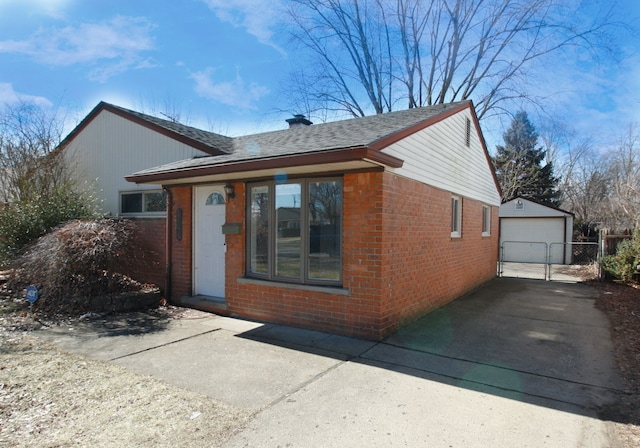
379;172;499;335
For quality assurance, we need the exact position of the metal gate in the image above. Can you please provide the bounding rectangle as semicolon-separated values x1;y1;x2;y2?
499;241;548;279
499;241;600;281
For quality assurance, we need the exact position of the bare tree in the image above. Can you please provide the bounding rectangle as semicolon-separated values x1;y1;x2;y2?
606;124;640;229
555;123;640;233
560;145;610;233
284;0;617;119
0;100;68;203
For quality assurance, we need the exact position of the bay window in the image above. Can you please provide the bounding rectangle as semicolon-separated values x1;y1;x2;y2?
247;178;342;285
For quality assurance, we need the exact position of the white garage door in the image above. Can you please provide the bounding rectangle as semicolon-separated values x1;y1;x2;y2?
500;217;566;263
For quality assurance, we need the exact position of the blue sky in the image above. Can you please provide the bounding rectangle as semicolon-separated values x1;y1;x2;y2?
0;0;639;152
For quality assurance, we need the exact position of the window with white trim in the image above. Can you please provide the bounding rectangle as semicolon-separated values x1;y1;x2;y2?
247;177;343;285
482;205;491;236
120;190;167;215
451;195;462;238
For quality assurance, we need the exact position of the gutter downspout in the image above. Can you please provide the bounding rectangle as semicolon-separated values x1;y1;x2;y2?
163;186;173;302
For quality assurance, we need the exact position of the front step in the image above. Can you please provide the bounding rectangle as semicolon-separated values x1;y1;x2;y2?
181;295;229;314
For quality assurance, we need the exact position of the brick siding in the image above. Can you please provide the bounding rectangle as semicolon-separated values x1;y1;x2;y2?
169;186;193;299
168;172;498;340
126;217;166;291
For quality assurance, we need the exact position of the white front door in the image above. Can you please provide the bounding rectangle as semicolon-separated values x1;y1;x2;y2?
194;186;226;298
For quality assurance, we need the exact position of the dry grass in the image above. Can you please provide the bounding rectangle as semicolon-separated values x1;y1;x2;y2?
0;305;251;447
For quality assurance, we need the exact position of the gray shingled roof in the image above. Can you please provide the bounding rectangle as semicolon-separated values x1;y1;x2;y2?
105;103;234;154
130;101;469;176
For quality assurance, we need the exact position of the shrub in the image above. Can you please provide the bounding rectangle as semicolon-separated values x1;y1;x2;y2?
0;185;99;265
602;230;640;282
7;218;157;314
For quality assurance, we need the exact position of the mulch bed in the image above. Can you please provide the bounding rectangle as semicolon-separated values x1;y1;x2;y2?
591;280;640;445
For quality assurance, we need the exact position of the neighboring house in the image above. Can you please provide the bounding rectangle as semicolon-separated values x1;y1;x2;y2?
58;102;222;285
125;100;501;340
499;197;574;264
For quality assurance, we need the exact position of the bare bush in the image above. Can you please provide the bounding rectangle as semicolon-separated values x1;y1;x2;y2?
7;218;158;314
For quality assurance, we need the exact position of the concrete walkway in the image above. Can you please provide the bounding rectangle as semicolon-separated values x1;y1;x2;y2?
34;278;627;447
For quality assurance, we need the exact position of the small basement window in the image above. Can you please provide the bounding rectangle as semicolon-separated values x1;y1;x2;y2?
120;190;167;215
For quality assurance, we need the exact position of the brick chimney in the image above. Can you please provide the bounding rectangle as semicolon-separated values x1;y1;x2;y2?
286;114;312;128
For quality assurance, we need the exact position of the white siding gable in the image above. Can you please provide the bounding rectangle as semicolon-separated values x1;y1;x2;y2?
499;198;571;218
381;108;501;206
64;110;207;215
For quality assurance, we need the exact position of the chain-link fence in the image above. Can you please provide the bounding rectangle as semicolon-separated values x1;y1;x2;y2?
499;241;600;282
548;242;599;281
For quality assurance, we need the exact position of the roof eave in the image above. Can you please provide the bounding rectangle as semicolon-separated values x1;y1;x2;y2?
126;147;403;184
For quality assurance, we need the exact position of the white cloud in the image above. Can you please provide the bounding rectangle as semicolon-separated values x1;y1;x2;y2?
0;0;71;18
0;16;156;81
190;67;269;110
0;82;52;107
200;0;284;53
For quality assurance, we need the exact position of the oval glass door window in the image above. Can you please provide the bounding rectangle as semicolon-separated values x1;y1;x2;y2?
206;192;225;205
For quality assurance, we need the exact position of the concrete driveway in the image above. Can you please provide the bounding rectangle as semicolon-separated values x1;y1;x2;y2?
34;278;627;447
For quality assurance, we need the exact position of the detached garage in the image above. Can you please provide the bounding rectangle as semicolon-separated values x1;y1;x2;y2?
500;197;574;264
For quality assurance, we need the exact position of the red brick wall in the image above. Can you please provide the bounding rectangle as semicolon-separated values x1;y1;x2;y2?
208;175;388;339
168;173;498;340
378;172;499;336
126;217;166;291
168;186;193;300
225;181;246;303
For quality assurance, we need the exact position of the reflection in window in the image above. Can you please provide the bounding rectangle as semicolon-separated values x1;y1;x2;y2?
308;180;342;281
249;185;269;275
276;183;301;278
145;192;167;212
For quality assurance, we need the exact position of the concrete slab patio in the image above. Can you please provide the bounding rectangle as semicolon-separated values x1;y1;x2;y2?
34;278;628;447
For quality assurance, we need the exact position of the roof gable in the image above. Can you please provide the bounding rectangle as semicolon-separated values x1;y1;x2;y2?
380;102;501;206
58;102;232;156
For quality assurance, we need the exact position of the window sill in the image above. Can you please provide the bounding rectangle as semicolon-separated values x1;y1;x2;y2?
237;277;350;296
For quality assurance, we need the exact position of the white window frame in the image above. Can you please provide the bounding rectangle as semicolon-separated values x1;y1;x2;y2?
482;205;491;236
119;190;167;216
451;195;462;238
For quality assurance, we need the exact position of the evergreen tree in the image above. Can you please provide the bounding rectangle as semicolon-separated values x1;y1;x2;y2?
492;112;561;207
